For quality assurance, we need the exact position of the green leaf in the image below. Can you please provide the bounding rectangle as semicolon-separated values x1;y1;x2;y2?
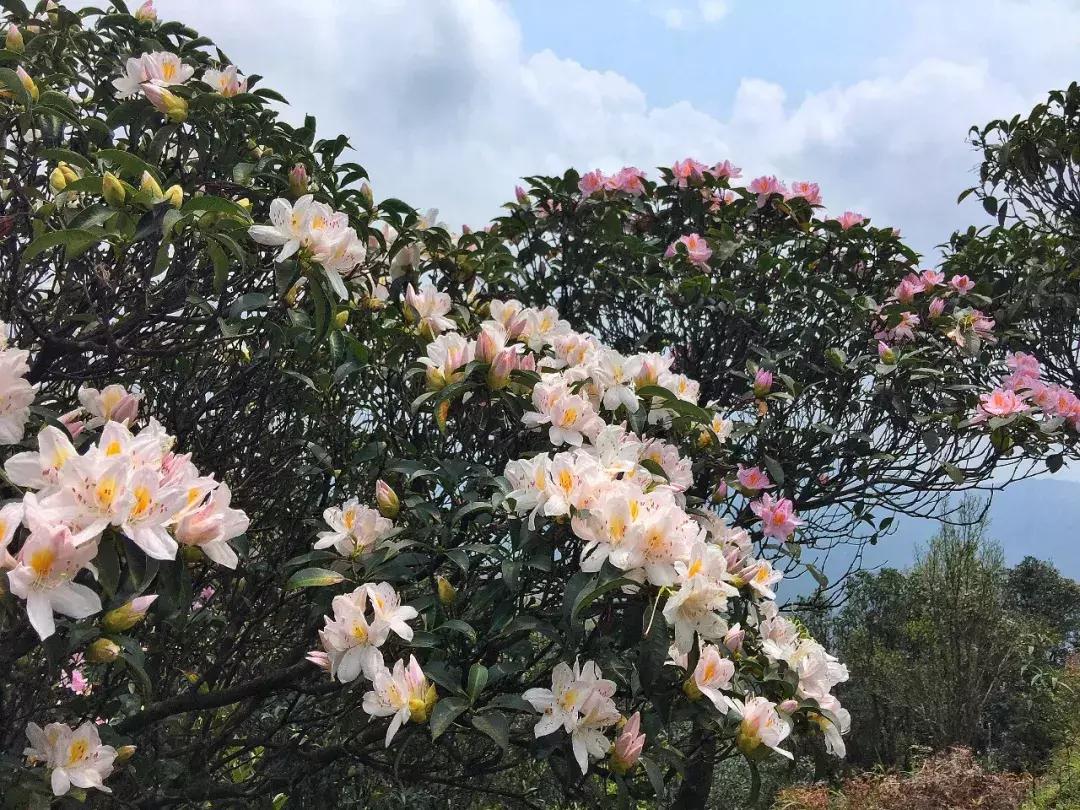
38;147;94;172
467;663;489;703
94;148;157;181
436;619;477;643
942;463;965;484
429;696;469;740
471;711;509;750
572;576;636;620
22;228;101;263
182;195;250;219
285;567;344;590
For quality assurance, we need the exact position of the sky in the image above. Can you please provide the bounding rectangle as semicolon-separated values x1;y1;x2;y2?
149;0;1080;259
135;1;1080;578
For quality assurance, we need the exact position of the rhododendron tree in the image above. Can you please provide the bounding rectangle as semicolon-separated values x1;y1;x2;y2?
0;3;1077;808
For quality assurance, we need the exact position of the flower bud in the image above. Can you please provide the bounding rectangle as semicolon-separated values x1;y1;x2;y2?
334;310;349;330
288;163;309;198
85;638;121;663
408;683;438;723
163;184;184;208
752;368;773;399
102;594;157;633
610;712;645;774
358;181;373;208
375;479;400;519
435;400;449;433
237;197;252;212
436;575;456;606
59;163;79;185
134;0;157;22
6;24;24;52
711;480;728;502
779;699;799;714
15;65;38;101
475;321;505;364
877;341;896;365
305;650;331;671
139;171;163;202
59;407;86;438
142;84;188;122
514;185;529;205
114;745;137;765
682;678;703;701
487;348;516;390
102;171;126;207
49;165;68;193
929;297;945;317
826;347;847;369
723;623;745;653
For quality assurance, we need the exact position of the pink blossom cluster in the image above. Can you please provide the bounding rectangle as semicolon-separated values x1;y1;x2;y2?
577;167;647;198
976;351;1080;426
2;383;249;640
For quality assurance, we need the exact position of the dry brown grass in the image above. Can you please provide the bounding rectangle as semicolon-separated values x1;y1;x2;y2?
773;747;1032;810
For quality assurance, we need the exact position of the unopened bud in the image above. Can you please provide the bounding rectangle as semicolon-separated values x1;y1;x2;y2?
487;348;516;390
682;678;703;701
237;197;252;212
358;181;373;208
49;166;68;192
85;638;121;663
334;310;349;329
723;624;744;653
514;185;529;205
134;0;157;22
102;594;157;633
142;84;188;122
114;745;137;765
877;341;896;365
435;400;449;433
163;184;183;208
102;171;126;207
139;171;163;201
288;163;309;198
59;163;79;185
6;24;24;52
825;347;847;369
436;575;456;606
375;479;399;518
15;65;38;101
778;699;799;714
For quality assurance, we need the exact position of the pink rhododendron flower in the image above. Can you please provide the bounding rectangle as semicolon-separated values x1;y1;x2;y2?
606;166;646;196
921;269;944;287
610;711;645;774
949;274;975;293
710;160;741;180
788;181;822;206
671;158;706;187
834;211;865;230
752;369;773;398
750;494;803;541
736;465;773;492
748;175;786;206
578;170;606;198
514;185;529;205
665;233;712;268
976;388;1029;421
928;297;946;317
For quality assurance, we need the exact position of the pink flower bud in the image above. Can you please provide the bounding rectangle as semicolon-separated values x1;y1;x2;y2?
515;185;529;205
134;0;157;22
723;623;745;653
610;712;645;774
929;297;945;317
375;479;400;518
752;369;773;399
288;163;309;198
475;322;506;364
878;341;896;364
102;594;157;632
306;650;331;671
488;348;517;390
59;408;86;438
779;699;799;714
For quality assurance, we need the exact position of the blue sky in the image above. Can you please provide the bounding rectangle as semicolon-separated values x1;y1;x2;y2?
152;0;1080;259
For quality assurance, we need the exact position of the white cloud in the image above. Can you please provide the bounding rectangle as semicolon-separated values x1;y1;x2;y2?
698;0;730;23
153;0;1080;256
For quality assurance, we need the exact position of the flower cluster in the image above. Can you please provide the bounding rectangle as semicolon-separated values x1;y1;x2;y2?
313;582;434;746
577;166;646;198
24;721;117;796
975;351;1080;427
3;384;249;639
248;195;368;298
315;498;394;557
397;292;849;770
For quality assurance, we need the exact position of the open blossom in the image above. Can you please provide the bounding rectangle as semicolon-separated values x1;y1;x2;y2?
748;175;786;206
664;543;738;652
686;643;736;713
316;499;392;557
524;660;619;774
750;493;803;541
740;558;783;600
60;654;91;695
610;711;645;774
671;158;707;187
578;169;606;198
7;506;101;640
921;269;945;287
788;181;822;205
319;590;391;683
25;721;117;796
834;211;865;230
420;332;474;390
203;64;247;97
174;483;248;568
665;233;712;268
949;274;975;293
0;345;35;444
112;51;193;98
737;465;772;493
711;159;741;179
79;384;140;428
362;655;437;746
404;283;455;336
976;388;1029;421
606;166;646;195
523;380;603;447
733;697;793;760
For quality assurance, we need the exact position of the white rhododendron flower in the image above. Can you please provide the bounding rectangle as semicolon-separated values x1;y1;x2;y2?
315;499;392;557
524;660;620;773
732;697;794;760
112;51;193;99
362;654;437;746
0;343;35;445
318;583;417;684
24;721;117;796
78;384;141;427
689;643;737;713
203;64;247;96
405;283;455;336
